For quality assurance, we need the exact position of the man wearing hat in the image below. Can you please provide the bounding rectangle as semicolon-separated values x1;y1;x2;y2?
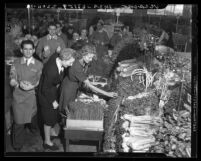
37;48;76;151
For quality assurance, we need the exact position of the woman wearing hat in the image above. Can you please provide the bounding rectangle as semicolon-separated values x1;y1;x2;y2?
59;44;117;116
37;48;76;150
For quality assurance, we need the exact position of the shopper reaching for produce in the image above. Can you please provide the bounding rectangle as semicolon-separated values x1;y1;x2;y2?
59;44;118;116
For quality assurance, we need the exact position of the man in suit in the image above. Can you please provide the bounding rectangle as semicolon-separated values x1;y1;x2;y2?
37;48;76;151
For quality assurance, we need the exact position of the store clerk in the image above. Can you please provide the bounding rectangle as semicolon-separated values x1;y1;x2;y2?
10;40;43;151
59;44;118;116
36;22;66;64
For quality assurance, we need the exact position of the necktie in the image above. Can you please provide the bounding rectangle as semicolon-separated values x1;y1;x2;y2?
26;59;28;66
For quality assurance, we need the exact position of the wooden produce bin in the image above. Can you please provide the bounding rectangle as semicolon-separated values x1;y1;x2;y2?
64;119;104;152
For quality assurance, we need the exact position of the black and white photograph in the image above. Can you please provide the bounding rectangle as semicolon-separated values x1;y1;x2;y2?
4;3;197;158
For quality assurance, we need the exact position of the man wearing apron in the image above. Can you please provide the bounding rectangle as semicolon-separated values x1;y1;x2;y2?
10;40;43;151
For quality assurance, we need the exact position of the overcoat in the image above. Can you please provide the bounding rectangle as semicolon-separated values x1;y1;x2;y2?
37;53;64;126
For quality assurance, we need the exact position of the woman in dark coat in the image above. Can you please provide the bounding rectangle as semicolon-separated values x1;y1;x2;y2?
38;48;76;150
59;44;117;115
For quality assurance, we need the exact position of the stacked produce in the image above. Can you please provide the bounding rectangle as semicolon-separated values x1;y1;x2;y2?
120;114;162;152
150;109;191;157
115;89;160;152
104;59;160;152
103;41;192;155
115;66;189;154
116;74;145;97
152;46;191;115
116;59;142;74
122;91;159;116
116;59;157;96
114;60;146;96
68;93;107;120
154;49;191;87
148;52;191;157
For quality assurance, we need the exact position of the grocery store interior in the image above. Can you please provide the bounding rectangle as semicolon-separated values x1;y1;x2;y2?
5;4;195;157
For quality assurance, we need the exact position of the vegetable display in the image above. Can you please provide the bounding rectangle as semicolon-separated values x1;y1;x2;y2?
68;93;107;120
102;47;192;157
103;60;160;152
150;109;191;157
103;97;123;152
120;114;162;152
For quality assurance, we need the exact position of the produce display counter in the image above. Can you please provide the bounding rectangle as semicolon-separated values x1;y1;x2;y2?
63;119;104;152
